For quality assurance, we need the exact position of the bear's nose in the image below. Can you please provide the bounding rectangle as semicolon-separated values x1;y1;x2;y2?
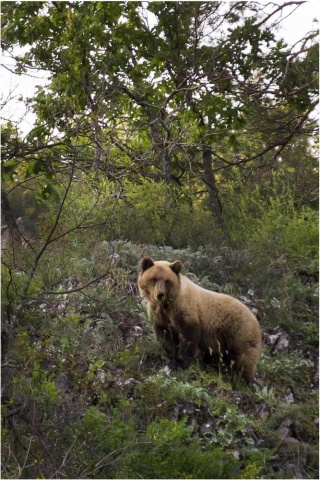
157;292;165;301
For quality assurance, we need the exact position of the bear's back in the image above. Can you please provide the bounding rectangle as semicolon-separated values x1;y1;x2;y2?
178;274;260;332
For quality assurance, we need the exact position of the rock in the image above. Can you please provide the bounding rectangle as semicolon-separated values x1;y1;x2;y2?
57;301;68;313
285;437;300;445
199;421;214;436
55;373;71;393
232;450;240;460
200;277;220;291
270;297;281;308
97;369;106;383
280;418;292;428
186;272;200;284
276;418;292;440
239;295;251;305
284;392;294;403
277;426;290;440
257;405;270;421
265;326;289;353
132;326;143;337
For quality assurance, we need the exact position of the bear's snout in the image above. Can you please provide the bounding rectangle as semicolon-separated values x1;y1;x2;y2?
153;279;168;303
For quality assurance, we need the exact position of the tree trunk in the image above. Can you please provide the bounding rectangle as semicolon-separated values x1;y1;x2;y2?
1;188;22;246
202;147;225;230
148;110;171;184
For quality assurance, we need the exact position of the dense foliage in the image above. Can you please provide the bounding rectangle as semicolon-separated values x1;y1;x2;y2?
1;2;318;479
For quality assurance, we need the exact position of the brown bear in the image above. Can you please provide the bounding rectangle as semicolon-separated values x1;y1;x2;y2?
138;256;262;383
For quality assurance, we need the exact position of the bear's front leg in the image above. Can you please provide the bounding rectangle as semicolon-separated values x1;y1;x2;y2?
177;322;201;367
235;344;261;384
154;324;180;361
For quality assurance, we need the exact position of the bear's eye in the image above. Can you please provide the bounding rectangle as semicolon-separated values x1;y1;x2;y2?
165;279;171;287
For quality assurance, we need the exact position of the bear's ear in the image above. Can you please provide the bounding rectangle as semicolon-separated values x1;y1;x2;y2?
141;256;154;272
170;260;182;275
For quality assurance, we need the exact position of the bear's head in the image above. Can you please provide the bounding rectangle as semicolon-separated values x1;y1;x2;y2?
138;256;182;305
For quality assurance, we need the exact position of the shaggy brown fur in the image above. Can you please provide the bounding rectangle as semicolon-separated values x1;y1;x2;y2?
138;257;262;383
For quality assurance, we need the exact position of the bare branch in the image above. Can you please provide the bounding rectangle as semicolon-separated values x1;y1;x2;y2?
22;160;76;298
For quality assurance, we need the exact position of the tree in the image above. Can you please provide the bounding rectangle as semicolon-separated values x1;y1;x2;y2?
1;1;318;229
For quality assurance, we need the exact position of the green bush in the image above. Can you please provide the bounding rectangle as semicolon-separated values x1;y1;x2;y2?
113;179;217;248
124;418;240;479
224;177;318;264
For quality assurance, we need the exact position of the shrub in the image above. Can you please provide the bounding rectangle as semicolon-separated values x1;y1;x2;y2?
113;179;218;248
224;177;318;265
125;418;240;479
